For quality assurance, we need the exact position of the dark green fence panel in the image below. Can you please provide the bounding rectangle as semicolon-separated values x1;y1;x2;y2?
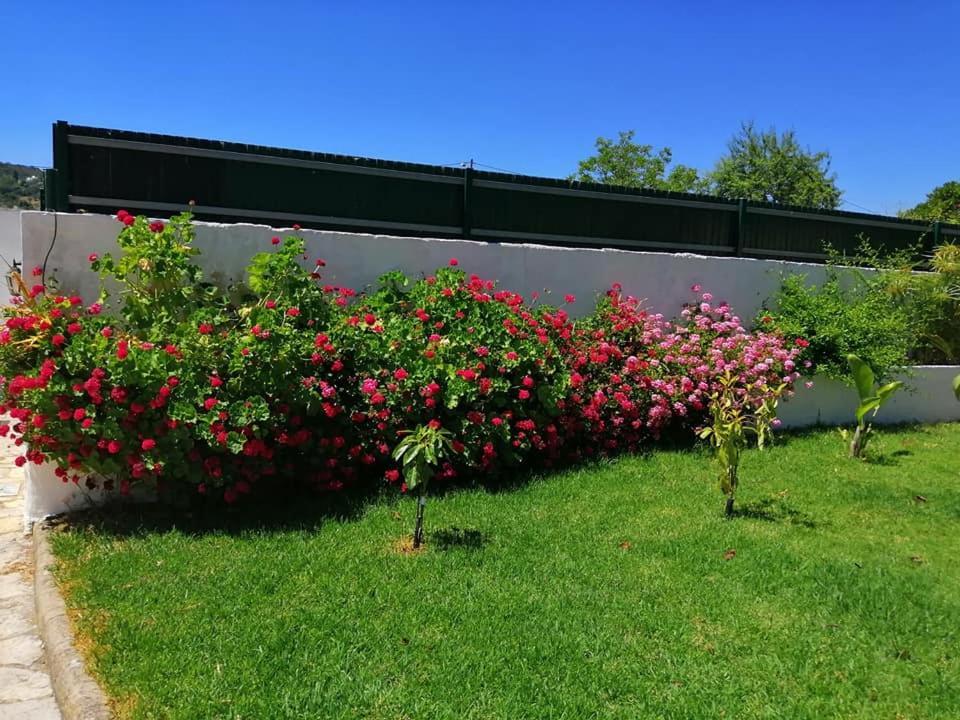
470;177;737;253
741;206;935;260
50;121;959;263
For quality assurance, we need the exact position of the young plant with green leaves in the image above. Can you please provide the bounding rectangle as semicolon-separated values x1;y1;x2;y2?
845;354;903;459
699;371;788;517
392;422;456;548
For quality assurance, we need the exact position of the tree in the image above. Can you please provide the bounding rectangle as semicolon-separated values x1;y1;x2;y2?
707;123;842;209
569;130;705;193
900;181;960;224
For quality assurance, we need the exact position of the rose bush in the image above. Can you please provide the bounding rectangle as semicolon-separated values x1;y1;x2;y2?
0;212;805;505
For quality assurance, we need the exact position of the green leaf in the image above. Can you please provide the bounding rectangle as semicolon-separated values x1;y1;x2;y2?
855;397;881;424
875;381;903;406
847;354;875;402
953;374;960;401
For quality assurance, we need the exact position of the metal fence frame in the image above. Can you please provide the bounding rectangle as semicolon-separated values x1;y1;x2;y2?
45;121;960;262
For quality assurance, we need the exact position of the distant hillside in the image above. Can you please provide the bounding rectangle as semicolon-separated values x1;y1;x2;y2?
0;162;43;209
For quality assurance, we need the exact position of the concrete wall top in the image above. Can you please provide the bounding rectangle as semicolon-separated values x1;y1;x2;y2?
21;211;832;321
0;209;22;304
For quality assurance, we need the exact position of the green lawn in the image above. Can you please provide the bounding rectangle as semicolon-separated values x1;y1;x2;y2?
51;425;960;719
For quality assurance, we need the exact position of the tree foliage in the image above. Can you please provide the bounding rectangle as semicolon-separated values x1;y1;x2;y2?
0;162;42;209
900;180;960;224
707;123;842;209
569;131;705;193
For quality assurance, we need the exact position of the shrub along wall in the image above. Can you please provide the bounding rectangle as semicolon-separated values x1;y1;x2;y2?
7;212;960;521
6;212;802;515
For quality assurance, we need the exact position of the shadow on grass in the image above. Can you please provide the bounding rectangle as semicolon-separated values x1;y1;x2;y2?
51;483;383;539
864;449;913;467
735;496;820;528
430;527;488;550
771;423;935;450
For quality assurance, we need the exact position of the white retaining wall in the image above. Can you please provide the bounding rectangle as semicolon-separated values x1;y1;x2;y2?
0;209;22;304
20;211;830;320
15;212;960;521
778;367;960;428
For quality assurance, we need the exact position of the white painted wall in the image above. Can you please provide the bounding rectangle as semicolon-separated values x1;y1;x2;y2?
778;366;960;428
21;211;830;320
0;209;22;304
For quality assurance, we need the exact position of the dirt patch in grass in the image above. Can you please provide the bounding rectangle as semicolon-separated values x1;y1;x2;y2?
391;536;427;555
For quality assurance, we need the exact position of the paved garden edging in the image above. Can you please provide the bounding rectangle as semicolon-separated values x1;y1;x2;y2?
33;524;111;720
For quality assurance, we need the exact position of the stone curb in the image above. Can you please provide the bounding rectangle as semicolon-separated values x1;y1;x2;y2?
33;523;111;720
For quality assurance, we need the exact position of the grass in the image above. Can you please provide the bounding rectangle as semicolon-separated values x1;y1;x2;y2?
51;425;960;719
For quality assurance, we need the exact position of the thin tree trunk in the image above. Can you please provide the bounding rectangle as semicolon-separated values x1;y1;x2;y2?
412;494;426;548
725;495;735;518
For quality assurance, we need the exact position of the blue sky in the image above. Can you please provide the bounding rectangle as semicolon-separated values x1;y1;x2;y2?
2;1;957;215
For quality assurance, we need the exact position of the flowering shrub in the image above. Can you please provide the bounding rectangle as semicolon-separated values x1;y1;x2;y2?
0;212;805;506
329;265;571;486
555;284;803;460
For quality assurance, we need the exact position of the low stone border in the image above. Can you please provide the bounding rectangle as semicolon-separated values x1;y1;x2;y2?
33;522;111;720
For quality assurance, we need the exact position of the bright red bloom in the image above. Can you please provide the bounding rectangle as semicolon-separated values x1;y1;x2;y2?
107;440;121;454
286;307;301;317
198;322;213;335
141;439;156;451
271;236;281;245
149;221;165;233
449;258;459;266
88;253;98;262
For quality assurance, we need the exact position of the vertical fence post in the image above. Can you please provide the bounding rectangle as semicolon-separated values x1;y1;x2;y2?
51;121;70;211
932;220;942;249
735;199;747;256
41;169;55;211
462;161;474;240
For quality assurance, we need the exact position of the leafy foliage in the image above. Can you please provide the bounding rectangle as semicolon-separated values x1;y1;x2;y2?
707;122;842;209
568;130;705;193
845;354;902;458
900;180;960;224
758;272;913;383
0;161;42;209
699;370;790;515
0;212;803;508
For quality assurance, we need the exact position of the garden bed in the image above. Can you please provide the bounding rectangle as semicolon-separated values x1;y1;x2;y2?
50;425;960;719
